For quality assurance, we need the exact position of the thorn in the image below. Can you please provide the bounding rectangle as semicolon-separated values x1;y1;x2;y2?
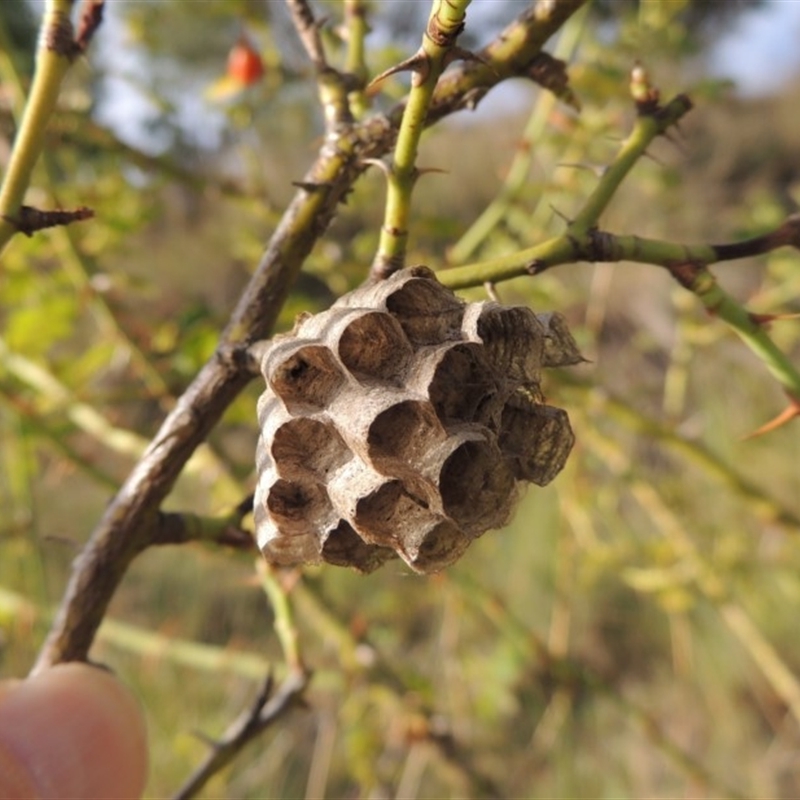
743;396;800;439
749;311;800;327
75;0;105;53
657;128;690;158
3;205;94;237
640;148;666;167
461;86;487;111
557;162;605;177
361;158;391;176
415;166;448;178
527;51;580;111
549;205;571;225
192;730;222;749
368;50;429;89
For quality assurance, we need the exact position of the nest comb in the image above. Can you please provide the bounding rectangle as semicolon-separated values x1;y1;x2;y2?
255;266;580;574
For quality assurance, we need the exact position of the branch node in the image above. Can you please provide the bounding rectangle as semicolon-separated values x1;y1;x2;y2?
46;8;78;58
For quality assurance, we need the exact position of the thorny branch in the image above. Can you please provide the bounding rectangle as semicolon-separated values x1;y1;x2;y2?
285;0;361;133
34;0;588;672
173;669;309;800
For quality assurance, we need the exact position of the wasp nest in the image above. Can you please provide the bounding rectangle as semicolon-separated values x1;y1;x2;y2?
255;266;580;574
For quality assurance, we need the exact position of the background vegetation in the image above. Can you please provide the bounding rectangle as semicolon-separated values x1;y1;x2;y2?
1;0;800;797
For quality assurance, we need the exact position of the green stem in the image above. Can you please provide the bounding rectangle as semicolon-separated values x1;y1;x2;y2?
344;0;370;118
439;95;694;289
0;0;76;254
448;3;589;264
371;0;472;278
437;87;800;402
258;562;302;672
686;268;800;400
570;97;692;234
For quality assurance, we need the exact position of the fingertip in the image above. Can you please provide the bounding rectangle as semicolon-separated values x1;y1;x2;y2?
0;662;148;800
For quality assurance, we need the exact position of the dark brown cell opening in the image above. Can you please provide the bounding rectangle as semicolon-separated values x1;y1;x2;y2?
385;278;464;345
427;343;500;426
409;520;470;574
272;418;350;480
439;439;514;534
499;402;575;486
474;305;544;382
267;344;344;412
367;400;444;469
321;520;397;573
337;311;412;382
354;479;435;546
267;479;325;523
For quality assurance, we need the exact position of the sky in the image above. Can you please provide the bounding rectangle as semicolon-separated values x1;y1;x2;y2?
708;0;800;94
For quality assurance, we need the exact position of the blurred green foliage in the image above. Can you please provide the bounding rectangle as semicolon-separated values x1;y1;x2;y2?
1;1;800;798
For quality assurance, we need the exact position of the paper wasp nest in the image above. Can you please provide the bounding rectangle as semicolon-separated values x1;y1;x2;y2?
255;266;579;574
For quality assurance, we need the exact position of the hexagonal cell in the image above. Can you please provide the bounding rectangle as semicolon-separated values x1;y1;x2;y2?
271;417;351;481
462;302;545;384
264;340;345;413
499;397;575;485
439;436;516;536
384;276;465;345
333;265;439;310
264;477;333;537
413;342;503;427
260;525;324;567
353;478;441;549
320;520;397;573
366;398;446;473
537;312;585;368
404;518;471;574
336;310;413;382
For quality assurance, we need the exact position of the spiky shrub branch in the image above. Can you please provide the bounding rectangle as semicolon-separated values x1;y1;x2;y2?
370;0;472;278
1;0;799;794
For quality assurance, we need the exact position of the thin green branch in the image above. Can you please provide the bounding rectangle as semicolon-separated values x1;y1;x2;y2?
0;0;78;253
545;222;800;403
343;0;370;118
371;0;472;278
682;265;800;401
32;0;594;670
286;0;356;133
438;88;800;401
258;562;303;672
448;3;590;264
439;94;694;289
